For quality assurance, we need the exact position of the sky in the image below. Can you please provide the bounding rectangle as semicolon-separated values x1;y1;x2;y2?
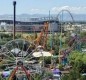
0;0;86;15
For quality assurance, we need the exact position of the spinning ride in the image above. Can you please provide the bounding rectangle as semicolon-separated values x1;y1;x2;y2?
0;39;44;80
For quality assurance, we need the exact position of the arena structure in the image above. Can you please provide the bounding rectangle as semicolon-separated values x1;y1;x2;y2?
0;17;60;32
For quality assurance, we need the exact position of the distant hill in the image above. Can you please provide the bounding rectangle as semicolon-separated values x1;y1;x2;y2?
0;13;86;22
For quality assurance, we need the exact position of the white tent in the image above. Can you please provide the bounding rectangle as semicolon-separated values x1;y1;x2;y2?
32;51;52;57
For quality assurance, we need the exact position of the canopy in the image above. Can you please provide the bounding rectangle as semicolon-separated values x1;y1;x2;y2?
32;51;52;57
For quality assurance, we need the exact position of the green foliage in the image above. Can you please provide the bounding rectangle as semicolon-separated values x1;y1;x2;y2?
47;34;60;55
80;75;86;80
46;71;53;77
80;32;86;38
61;74;69;80
58;64;64;71
0;33;23;45
0;41;7;45
69;51;86;65
15;34;21;39
82;55;86;64
0;65;6;70
62;66;82;80
34;74;42;80
44;57;51;64
0;75;3;80
62;51;86;80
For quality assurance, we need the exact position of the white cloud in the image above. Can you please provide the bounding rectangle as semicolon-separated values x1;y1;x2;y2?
30;9;39;12
29;9;49;14
51;6;86;13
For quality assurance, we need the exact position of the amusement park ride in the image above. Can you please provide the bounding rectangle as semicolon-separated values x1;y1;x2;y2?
22;22;49;48
59;34;86;65
0;6;86;79
0;39;35;80
0;22;49;80
34;22;49;48
0;23;86;80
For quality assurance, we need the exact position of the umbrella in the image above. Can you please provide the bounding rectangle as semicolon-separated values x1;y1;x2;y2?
32;51;52;57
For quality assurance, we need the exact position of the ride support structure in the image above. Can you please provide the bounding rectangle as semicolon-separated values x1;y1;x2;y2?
9;65;31;80
59;35;79;65
34;22;49;48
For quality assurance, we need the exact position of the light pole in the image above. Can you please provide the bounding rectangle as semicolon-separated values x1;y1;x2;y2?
13;1;16;40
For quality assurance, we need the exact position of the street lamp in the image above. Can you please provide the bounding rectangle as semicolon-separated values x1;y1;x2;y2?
13;1;16;40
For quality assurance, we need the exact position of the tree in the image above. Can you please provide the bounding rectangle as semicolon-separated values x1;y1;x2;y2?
62;51;86;80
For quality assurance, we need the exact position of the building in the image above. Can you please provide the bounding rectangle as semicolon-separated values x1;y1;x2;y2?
0;18;60;32
63;22;86;32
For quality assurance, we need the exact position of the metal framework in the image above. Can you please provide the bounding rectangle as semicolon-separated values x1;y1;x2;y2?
0;39;41;80
34;22;49;48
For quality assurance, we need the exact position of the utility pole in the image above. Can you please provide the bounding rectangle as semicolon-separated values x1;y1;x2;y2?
13;1;16;40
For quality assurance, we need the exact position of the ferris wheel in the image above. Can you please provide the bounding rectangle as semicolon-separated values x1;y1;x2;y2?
0;39;45;80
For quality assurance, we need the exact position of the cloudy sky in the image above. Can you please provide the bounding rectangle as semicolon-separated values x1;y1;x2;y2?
0;0;86;15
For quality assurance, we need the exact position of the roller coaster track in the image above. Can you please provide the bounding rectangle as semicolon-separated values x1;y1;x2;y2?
57;9;75;23
60;37;86;60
